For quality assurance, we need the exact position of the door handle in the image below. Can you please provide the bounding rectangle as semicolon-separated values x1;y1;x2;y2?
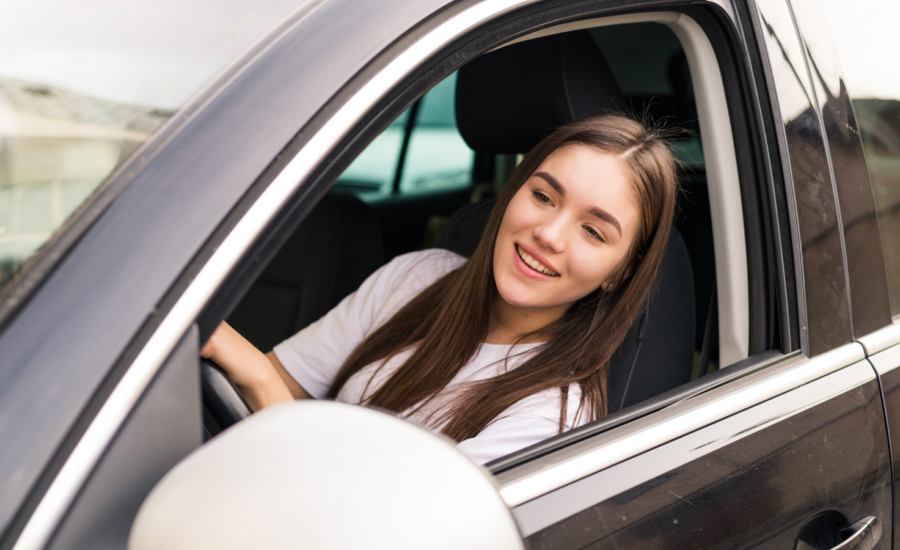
830;516;882;550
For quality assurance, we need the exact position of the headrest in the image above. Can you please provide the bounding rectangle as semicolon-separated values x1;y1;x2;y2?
456;30;623;154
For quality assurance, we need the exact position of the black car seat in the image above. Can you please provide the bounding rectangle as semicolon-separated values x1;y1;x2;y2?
227;192;385;352
446;30;696;412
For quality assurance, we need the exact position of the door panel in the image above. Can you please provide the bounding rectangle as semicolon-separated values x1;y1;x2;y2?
514;358;892;549
861;325;900;550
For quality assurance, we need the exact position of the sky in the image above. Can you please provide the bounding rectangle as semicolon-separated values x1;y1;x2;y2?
0;0;304;109
816;0;900;99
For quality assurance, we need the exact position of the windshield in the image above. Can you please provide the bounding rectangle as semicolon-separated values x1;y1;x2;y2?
0;0;303;293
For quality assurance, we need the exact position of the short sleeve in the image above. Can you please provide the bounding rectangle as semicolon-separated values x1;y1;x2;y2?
272;249;465;398
455;385;584;464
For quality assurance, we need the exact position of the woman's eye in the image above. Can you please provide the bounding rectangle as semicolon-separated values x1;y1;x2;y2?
532;190;552;205
584;226;605;243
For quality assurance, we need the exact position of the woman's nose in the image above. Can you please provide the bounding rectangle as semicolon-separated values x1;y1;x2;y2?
533;215;567;253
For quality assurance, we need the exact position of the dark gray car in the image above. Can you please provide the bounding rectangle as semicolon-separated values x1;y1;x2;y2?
1;0;899;548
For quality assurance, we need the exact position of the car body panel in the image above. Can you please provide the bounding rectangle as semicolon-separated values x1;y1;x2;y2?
516;356;891;549
861;325;900;549
500;0;895;546
753;0;852;356
787;0;892;338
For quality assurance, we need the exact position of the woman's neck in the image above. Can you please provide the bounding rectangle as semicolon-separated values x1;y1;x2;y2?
485;295;568;345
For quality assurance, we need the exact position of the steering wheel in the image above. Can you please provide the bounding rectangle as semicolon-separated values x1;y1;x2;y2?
200;358;251;435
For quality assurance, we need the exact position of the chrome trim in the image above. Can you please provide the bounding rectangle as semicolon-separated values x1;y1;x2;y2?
12;1;539;547
512;359;875;535
497;343;864;508
860;322;900;358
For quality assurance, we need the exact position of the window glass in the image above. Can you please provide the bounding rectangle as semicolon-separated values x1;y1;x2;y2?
399;73;475;193
336;109;409;197
336;72;475;199
0;0;300;294
820;0;900;315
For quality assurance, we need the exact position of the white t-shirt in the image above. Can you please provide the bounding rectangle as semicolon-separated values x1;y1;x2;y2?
273;249;585;464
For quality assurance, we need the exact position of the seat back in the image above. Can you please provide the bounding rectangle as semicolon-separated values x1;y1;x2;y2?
448;30;696;413
456;30;623;154
228;193;385;352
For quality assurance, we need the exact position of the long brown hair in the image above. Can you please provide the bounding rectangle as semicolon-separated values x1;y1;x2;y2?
326;114;678;442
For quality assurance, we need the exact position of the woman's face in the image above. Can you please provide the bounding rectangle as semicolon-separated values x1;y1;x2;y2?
492;144;642;317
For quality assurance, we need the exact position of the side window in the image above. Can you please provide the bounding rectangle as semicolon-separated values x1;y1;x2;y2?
336;73;475;200
821;0;900;316
335;109;409;196
225;13;760;469
399;73;474;193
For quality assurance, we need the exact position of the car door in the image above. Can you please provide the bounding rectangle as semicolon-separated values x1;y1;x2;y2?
490;0;894;547
809;1;900;549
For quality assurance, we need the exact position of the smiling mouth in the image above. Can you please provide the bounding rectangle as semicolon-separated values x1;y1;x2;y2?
516;245;560;277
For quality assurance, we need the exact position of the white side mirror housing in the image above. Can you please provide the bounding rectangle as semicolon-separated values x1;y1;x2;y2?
129;401;524;550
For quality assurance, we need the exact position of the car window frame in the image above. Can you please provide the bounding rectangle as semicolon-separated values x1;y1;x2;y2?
489;1;787;471
206;0;792;514
499;0;885;534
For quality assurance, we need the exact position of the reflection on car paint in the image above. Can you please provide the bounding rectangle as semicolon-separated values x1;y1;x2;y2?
522;369;891;549
790;0;891;337
757;0;852;355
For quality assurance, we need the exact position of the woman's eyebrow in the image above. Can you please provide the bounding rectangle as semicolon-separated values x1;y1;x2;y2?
588;207;622;236
534;171;564;195
534;171;622;236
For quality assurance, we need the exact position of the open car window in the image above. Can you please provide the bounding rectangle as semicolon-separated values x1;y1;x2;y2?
223;13;768;458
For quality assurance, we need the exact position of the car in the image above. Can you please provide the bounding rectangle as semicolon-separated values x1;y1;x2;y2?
0;0;898;547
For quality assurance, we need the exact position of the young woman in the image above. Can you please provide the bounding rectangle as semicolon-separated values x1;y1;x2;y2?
202;114;678;464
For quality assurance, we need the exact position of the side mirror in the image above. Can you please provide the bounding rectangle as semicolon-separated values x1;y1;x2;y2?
129;401;524;550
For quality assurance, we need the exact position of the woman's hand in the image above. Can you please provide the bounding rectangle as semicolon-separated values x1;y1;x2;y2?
201;322;299;411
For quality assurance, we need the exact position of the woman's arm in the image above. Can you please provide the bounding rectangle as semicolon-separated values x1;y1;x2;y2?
201;321;311;411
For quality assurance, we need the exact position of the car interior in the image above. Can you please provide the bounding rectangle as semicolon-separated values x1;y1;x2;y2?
207;17;758;443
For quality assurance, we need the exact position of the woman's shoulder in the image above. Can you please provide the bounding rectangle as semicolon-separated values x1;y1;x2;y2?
385;248;467;276
369;248;467;324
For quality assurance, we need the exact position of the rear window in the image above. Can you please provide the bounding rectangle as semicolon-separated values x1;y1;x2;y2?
0;0;302;293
